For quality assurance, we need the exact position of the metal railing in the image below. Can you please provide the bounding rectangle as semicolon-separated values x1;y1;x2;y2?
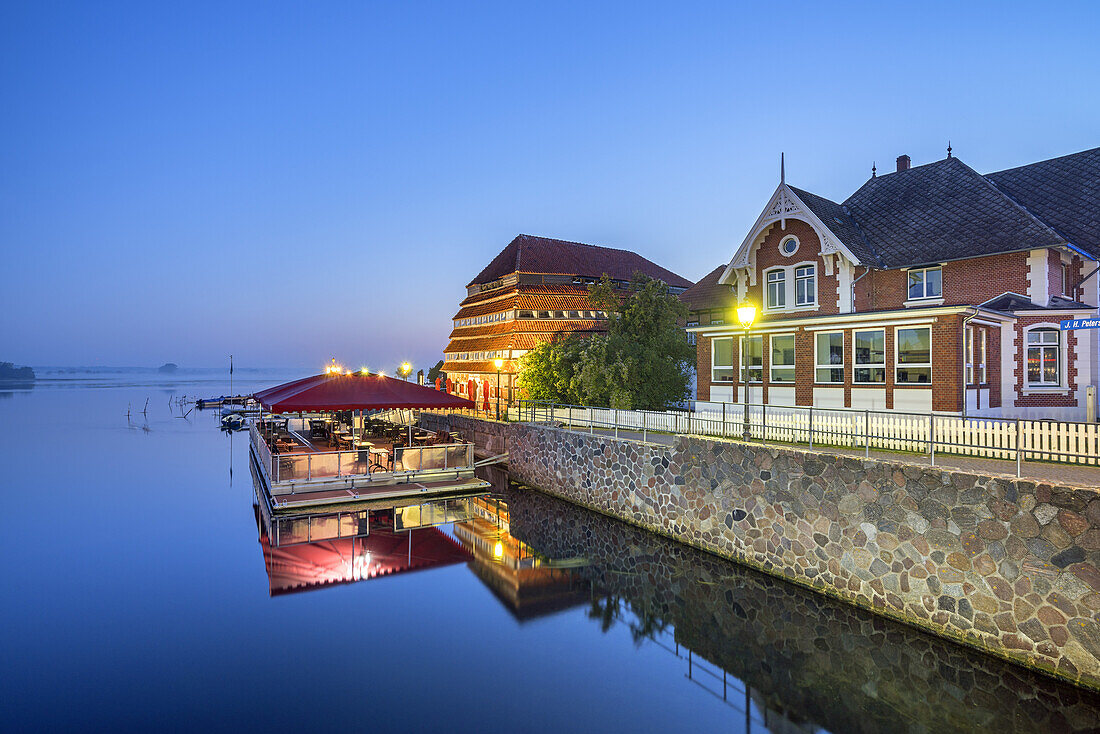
251;421;474;484
513;399;1100;476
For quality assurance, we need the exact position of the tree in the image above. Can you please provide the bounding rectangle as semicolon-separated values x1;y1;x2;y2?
517;273;694;410
517;335;584;403
426;359;445;384
577;273;694;409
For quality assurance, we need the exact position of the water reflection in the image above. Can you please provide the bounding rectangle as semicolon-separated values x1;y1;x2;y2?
251;468;1100;733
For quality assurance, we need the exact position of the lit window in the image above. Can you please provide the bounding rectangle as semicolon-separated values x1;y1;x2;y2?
712;338;734;383
740;335;763;382
1027;329;1060;385
896;327;931;384
770;334;795;382
815;332;844;383
767;270;786;309
795;265;816;306
854;329;885;383
908;267;942;300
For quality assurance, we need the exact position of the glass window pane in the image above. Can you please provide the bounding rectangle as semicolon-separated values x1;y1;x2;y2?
897;366;931;384
854;367;885;383
925;268;942;297
713;338;733;367
908;271;924;299
771;335;795;366
772;368;795;382
1043;347;1059;383
897;328;931;364
1027;347;1041;383
816;367;843;383
854;330;885;365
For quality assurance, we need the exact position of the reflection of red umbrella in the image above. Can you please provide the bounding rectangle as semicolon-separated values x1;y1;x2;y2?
435;377;441;390
446;377;453;393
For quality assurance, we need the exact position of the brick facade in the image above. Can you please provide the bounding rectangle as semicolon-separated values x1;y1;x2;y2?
1012;314;1079;408
748;220;840;317
854;251;1031;311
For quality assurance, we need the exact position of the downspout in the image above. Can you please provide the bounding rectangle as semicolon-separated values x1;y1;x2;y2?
960;307;978;419
850;266;871;313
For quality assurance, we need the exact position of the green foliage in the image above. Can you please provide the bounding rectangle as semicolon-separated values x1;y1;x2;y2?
426;359;445;383
517;335;585;403
518;273;693;410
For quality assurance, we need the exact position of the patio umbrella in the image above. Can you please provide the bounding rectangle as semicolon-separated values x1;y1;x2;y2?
482;389;490;413
253;372;474;412
466;379;476;402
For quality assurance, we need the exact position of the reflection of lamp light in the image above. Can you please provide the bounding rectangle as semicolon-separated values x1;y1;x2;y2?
736;302;757;441
360;367;369;375
493;541;504;559
399;362;412;381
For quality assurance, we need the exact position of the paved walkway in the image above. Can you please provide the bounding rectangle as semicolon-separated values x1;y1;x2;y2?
558;424;1100;489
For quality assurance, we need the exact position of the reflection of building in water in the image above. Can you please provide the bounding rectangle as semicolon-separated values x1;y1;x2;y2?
257;508;471;596
452;495;588;621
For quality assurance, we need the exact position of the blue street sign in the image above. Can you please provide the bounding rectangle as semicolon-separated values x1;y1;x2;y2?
1061;318;1100;330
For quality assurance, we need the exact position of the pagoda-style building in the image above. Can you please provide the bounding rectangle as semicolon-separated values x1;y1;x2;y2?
442;234;691;406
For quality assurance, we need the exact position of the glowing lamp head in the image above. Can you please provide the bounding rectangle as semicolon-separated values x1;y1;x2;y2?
493;541;504;559
400;361;411;376
494;358;503;370
736;303;757;330
360;367;369;375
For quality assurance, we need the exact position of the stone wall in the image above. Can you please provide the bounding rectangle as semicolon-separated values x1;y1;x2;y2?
505;485;1100;733
503;421;1100;689
420;412;508;458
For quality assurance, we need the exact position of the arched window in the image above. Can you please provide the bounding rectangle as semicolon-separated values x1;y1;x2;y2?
1026;328;1060;386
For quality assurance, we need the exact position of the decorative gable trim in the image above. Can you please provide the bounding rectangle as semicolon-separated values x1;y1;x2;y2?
718;184;862;287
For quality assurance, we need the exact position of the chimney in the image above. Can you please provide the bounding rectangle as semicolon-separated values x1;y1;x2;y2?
896;154;911;172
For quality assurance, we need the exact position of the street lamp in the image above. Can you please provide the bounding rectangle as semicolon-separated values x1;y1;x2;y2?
399;361;412;381
736;303;757;440
494;358;503;421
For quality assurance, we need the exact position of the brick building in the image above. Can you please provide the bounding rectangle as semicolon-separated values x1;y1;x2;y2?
684;147;1100;419
443;234;690;407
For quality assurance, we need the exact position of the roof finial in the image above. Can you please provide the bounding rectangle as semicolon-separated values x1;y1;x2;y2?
780;152;785;184
947;140;952;159
872;161;877;178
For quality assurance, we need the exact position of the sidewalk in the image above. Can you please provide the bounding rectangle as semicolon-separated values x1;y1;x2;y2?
553;423;1100;490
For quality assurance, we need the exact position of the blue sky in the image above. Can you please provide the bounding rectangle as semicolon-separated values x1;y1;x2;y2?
2;1;1098;371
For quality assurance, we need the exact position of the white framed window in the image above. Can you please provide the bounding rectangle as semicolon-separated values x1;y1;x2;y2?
740;335;763;382
766;269;786;309
854;329;886;383
770;334;795;382
907;266;942;300
979;329;987;383
895;327;931;384
815;331;844;383
795;264;816;306
1027;328;1061;386
712;337;735;383
965;329;973;384
779;236;799;257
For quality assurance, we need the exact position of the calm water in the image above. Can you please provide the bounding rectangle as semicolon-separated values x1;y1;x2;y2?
3;372;1100;733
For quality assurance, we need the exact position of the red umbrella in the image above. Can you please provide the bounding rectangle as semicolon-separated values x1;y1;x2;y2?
435;377;441;390
253;372;474;412
466;378;476;401
446;377;453;393
481;385;490;412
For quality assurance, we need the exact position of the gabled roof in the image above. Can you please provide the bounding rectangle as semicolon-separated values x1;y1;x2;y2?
679;264;734;312
787;186;880;266
986;147;1100;259
981;291;1094;312
469;234;691;288
841;157;1065;268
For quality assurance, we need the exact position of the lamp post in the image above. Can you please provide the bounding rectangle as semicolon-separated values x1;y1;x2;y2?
399;361;412;381
494;358;503;421
736;303;757;441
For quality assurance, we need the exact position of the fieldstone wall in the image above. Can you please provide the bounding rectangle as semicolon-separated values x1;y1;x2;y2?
419;412;507;458
506;422;1100;690
505;485;1100;733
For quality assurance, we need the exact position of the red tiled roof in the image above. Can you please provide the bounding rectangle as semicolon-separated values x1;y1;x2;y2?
468;234;691;288
680;264;735;313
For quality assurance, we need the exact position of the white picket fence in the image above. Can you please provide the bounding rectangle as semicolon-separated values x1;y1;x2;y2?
513;400;1100;468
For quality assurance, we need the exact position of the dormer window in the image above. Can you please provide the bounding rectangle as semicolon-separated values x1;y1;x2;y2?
908;266;942;300
780;236;799;257
767;270;786;309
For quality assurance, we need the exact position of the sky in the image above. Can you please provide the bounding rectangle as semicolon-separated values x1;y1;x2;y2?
2;1;1098;372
